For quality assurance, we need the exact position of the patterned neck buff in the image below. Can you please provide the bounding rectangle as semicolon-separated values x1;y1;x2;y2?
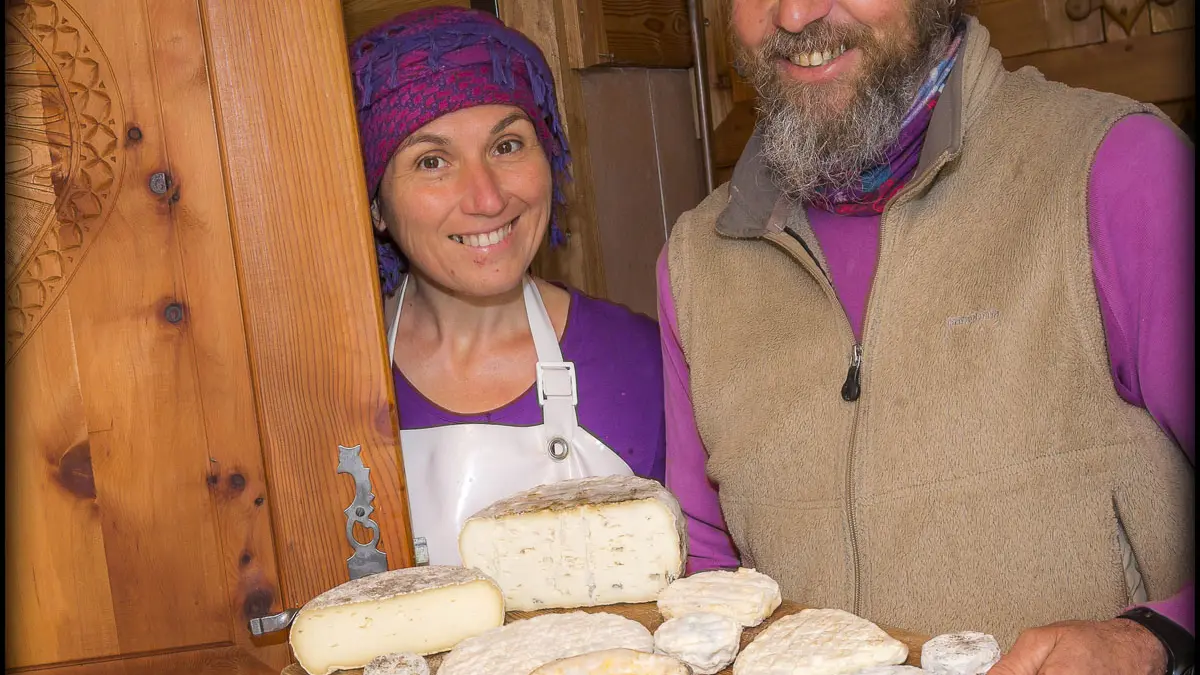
349;6;571;295
812;24;965;216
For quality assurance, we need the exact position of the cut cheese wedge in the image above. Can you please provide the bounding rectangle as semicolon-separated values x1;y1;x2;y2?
288;566;503;675
459;475;687;611
532;649;692;675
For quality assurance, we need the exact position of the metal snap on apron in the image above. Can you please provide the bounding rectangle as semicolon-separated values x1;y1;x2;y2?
388;275;634;565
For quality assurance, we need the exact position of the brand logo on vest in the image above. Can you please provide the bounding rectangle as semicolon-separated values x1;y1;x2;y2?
947;308;1000;328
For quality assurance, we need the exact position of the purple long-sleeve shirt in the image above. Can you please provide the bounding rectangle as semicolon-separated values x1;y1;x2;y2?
658;114;1195;632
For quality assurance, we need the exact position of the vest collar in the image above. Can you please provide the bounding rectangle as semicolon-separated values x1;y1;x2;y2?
716;16;1004;239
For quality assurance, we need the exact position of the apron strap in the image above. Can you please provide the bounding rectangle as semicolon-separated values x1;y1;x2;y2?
385;274;408;362
522;278;580;450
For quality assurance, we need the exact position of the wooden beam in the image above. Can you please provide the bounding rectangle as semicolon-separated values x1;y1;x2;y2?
601;0;693;67
200;0;415;609
1002;27;1194;103
497;0;609;298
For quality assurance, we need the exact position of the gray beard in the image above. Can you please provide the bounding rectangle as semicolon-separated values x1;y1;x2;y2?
741;14;956;203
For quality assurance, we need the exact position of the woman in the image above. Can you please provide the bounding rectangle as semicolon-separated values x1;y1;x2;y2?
350;6;665;565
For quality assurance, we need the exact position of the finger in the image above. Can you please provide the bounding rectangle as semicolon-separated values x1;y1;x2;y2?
986;630;1058;675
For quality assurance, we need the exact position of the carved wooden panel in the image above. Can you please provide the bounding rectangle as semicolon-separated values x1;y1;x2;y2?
5;0;403;672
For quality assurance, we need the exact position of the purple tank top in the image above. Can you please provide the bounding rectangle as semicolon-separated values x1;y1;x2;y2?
392;285;667;482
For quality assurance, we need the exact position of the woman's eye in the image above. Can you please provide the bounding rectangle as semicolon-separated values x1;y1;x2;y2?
495;139;524;155
418;156;446;170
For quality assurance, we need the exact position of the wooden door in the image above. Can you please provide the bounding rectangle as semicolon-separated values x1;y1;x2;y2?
5;1;413;673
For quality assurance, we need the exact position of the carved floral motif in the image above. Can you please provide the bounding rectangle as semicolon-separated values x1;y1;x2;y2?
5;0;124;362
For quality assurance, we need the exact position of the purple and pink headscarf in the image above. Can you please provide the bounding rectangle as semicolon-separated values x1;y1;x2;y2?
350;6;571;295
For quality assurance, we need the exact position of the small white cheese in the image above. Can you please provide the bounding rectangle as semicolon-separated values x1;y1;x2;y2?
733;608;908;675
920;631;1001;675
654;612;743;674
438;611;655;675
288;566;504;675
362;652;429;675
459;476;688;611
531;648;692;675
657;568;782;627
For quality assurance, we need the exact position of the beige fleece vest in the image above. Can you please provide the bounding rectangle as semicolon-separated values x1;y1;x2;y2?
668;19;1194;646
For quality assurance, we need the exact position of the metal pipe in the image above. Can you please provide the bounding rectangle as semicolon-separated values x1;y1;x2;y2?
686;0;716;193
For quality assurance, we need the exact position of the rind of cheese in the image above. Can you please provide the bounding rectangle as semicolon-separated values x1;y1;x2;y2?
363;652;430;675
438;611;655;675
289;566;504;675
657;568;782;627
531;648;693;675
732;608;908;675
654;612;742;675
459;476;688;611
920;631;1001;675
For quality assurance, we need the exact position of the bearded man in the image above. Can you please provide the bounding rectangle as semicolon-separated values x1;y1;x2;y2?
657;0;1194;673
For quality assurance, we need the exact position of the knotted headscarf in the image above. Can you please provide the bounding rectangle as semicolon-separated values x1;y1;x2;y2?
350;6;571;295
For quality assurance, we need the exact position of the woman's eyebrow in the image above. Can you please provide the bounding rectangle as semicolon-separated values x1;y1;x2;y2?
397;132;450;153
490;111;530;135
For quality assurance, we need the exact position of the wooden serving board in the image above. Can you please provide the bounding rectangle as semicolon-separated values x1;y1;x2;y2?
281;601;929;675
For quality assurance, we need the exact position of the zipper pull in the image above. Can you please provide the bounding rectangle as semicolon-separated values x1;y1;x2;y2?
841;344;862;402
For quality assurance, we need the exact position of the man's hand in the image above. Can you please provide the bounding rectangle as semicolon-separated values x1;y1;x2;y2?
988;618;1168;675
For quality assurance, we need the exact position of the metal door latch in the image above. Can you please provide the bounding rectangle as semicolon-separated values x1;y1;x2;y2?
337;444;388;579
248;608;299;636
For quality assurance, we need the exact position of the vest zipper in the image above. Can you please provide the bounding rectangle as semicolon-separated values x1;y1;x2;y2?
766;229;863;612
841;344;863;401
771;150;952;614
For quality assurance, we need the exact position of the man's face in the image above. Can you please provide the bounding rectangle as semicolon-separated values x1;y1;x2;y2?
731;0;958;201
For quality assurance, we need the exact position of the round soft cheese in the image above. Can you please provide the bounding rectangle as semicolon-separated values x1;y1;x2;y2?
657;568;781;627
362;653;429;675
733;608;908;675
531;648;692;675
920;632;1001;675
438;611;654;675
654;612;742;674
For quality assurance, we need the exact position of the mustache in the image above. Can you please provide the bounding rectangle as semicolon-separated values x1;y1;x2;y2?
756;20;875;61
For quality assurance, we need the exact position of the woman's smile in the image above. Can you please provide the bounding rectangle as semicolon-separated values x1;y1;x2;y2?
448;218;516;249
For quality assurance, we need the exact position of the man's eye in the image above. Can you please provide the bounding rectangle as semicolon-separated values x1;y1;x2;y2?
419;156;446;170
496;139;524;155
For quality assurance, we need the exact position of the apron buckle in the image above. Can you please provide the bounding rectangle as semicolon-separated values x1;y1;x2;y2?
536;361;578;406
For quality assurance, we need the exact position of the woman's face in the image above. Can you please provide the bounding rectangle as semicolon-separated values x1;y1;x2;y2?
376;104;553;298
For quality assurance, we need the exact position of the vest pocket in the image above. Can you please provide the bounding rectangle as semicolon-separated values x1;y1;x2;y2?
1113;497;1149;605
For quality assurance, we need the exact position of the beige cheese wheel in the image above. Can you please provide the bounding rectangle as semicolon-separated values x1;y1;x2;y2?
459;476;688;611
288;566;504;675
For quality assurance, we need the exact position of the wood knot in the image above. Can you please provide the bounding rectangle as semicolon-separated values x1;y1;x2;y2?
242;587;275;620
56;442;96;500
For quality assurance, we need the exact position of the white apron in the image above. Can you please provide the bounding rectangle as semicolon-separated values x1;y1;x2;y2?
388;275;634;565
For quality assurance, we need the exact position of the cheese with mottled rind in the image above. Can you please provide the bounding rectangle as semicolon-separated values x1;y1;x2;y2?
658;568;781;627
459;476;687;611
438;611;655;675
654;612;742;674
733;608;908;675
362;652;429;675
920;632;1001;675
288;566;503;675
532;649;693;675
